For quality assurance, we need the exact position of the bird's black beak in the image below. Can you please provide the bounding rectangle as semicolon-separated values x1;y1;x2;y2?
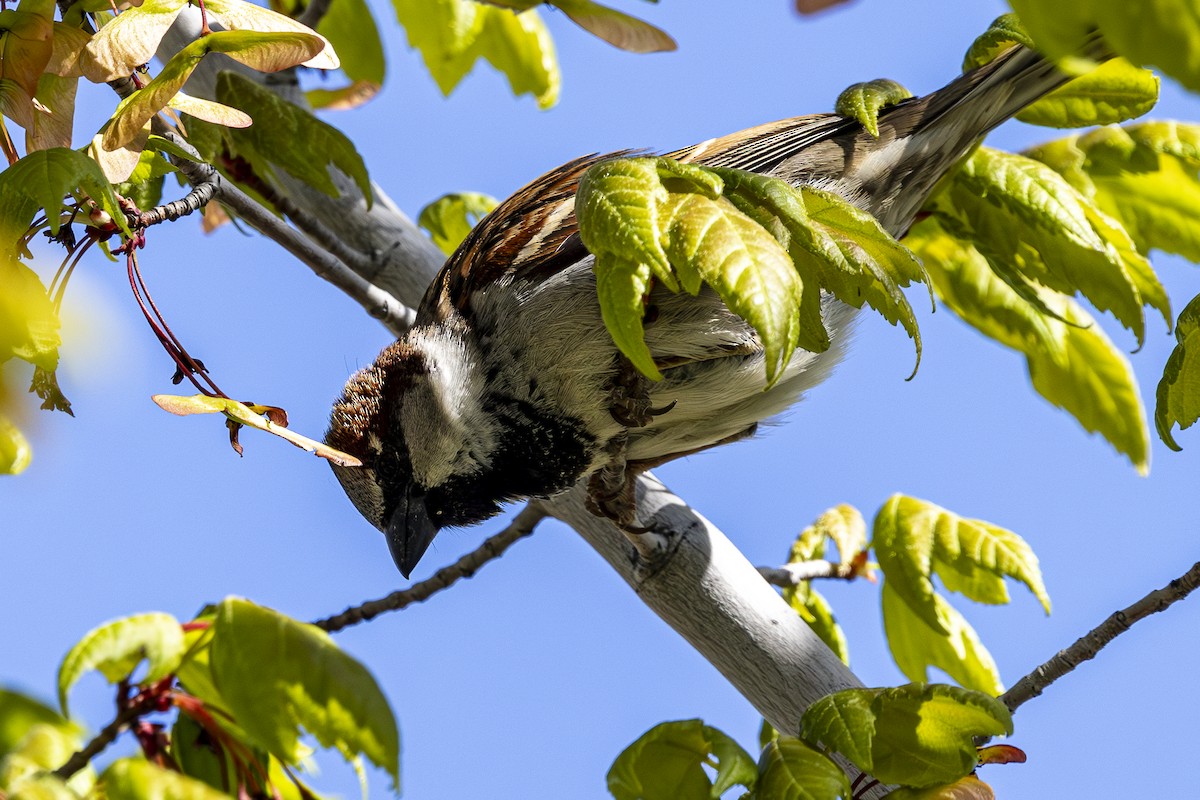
384;482;439;579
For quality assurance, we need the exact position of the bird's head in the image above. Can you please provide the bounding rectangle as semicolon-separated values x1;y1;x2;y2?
326;332;514;578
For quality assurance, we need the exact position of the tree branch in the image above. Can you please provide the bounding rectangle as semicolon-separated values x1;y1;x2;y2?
160;132;416;335
314;505;546;632
758;559;864;586
52;694;153;781
1001;559;1200;713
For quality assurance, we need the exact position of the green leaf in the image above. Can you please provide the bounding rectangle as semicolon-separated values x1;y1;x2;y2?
834;79;912;138
882;583;1002;696
798;688;879;772
593;255;659;380
102;759;230;800
1091;1;1200;94
1003;0;1093;62
1155;294;1200;450
417;191;498;255
933;146;1149;346
102;30;325;150
784;585;849;666
803;504;867;564
872;494;1049;634
908;220;1152;470
313;0;384;85
755;737;850;800
550;0;675;54
392;0;559;108
962;14;1034;71
1026;295;1151;473
1;722;89;799
606;719;755;800
0;147;126;248
868;684;1010;788
216;72;371;202
0;690;78;758
658;191;803;385
7;773;81;800
208;597;400;789
57;612;185;715
577;157;674;287
1018;58;1159;128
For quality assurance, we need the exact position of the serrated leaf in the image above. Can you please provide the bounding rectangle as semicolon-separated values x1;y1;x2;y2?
103;31;325;150
872;494;1049;634
798;688;879;772
0;413;32;474
593;254;659;380
0;147;126;246
935;147;1148;346
659;192;802;385
552;0;675;54
1017;58;1159;128
417;191;498;255
756;737;851;800
882;583;1002;696
577;157;673;285
102;759;230;800
869;684;1011;788
391;0;484;96
209;597;400;788
908;220;1152;469
471;5;559;109
217;72;371;202
1155;294;1200;450
57;612;184;715
1027;295;1150;472
606;719;755;800
834;79;912;138
887;775;996;800
1089;144;1200;263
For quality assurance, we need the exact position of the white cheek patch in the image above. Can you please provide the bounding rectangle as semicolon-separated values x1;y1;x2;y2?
402;329;498;488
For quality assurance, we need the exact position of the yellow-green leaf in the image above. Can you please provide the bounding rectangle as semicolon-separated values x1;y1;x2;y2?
756;737;851;800
798;687;879;772
607;719;756;800
576;157;673;287
101;759;229;800
785;584;849;666
57;612;184;715
593;255;659;380
882;583;1002;696
0;412;32;474
203;0;338;69
962;14;1034;72
82;0;187;81
417;191;498;255
1155;294;1200;450
208;598;400;788
872;494;1049;634
0;256;59;371
0;6;55;128
1018;58;1159;128
834;78;912;138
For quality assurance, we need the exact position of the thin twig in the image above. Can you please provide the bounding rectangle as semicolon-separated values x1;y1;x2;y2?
295;0;335;30
130;177;219;229
313;506;547;632
160;132;415;335
758;559;861;587
1001;559;1200;713
52;695;154;781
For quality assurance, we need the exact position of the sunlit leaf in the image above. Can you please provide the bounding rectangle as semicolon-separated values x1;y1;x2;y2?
1018;59;1158;128
168;92;252;129
476;5;559;108
798;688;878;771
27;73;78;152
834;78;912;138
82;0;188;81
1155;294;1200;450
756;737;850;800
102;759;230;800
202;0;338;69
0;256;59;371
417;191;497;255
0;689;79;758
0;4;55;129
785;584;849;665
961;13;1035;71
57;612;184;715
868;684;1011;788
0;150;125;249
887;775;996;800
882;583;1002;696
45;22;90;79
607;719;755;800
209;598;400;787
872;494;1049;634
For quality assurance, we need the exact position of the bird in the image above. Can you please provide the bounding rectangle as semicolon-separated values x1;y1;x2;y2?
326;41;1093;578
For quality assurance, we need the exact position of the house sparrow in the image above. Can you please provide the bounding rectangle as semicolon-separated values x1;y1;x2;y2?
328;43;1080;577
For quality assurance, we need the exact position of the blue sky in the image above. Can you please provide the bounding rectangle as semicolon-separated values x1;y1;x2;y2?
3;0;1199;798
